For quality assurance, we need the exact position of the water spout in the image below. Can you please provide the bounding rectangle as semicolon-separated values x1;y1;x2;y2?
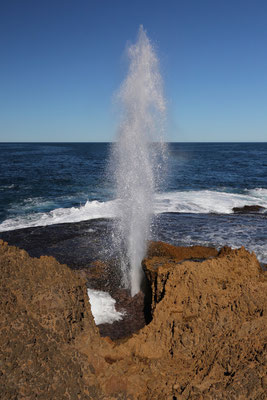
111;26;166;296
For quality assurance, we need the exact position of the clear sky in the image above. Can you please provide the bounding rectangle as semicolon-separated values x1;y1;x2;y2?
0;0;266;142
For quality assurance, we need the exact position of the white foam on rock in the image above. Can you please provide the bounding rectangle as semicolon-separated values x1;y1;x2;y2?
87;289;126;325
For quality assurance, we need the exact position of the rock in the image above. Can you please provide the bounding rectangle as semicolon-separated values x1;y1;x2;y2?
144;242;218;312
126;246;266;398
0;240;104;399
1;239;266;399
75;260;111;290
75;262;149;340
97;290;146;340
147;241;218;260
232;205;265;213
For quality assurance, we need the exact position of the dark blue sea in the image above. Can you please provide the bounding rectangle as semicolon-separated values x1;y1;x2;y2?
0;142;266;264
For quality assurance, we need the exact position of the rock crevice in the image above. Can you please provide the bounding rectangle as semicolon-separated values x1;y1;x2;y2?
0;239;266;399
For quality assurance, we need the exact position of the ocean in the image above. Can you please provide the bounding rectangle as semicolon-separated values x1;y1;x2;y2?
0;142;266;266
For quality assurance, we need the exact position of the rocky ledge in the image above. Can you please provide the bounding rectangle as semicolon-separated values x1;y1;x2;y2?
232;204;265;213
0;239;266;399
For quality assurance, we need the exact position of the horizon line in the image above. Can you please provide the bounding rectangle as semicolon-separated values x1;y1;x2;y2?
0;141;266;144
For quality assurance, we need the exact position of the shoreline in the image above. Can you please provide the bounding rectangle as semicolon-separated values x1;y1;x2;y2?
0;209;266;266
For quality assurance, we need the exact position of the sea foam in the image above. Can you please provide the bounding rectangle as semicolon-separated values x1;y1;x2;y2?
87;289;125;325
0;189;266;232
155;189;267;214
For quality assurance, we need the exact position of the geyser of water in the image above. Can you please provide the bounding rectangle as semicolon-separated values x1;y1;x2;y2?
111;26;166;296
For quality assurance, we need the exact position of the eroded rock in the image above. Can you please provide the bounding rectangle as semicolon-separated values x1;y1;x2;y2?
147;241;218;260
1;239;266;399
0;239;104;399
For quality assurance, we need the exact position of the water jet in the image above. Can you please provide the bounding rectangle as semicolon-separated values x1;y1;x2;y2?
111;26;166;296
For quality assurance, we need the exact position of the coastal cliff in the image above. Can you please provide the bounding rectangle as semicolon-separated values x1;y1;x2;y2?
0;240;266;399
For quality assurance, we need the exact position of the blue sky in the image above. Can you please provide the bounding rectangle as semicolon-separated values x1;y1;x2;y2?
0;0;266;142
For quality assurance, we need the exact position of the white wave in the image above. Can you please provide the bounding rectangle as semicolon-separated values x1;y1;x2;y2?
247;188;267;202
0;189;266;232
87;289;125;325
0;200;117;232
155;190;267;214
0;184;15;191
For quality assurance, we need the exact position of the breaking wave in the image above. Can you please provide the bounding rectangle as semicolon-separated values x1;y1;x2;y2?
0;200;117;232
0;189;266;232
155;188;267;214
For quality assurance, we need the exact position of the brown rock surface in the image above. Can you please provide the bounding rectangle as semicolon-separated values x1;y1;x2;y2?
75;260;111;291
0;239;105;399
147;240;218;260
133;246;267;399
1;239;266;399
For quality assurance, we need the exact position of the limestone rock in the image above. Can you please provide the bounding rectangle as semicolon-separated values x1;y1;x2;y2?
120;246;267;399
147;240;218;260
1;239;266;399
0;240;103;399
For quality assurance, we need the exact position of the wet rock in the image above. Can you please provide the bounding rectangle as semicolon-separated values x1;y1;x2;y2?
0;219;114;269
232;204;265;213
98;290;146;340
